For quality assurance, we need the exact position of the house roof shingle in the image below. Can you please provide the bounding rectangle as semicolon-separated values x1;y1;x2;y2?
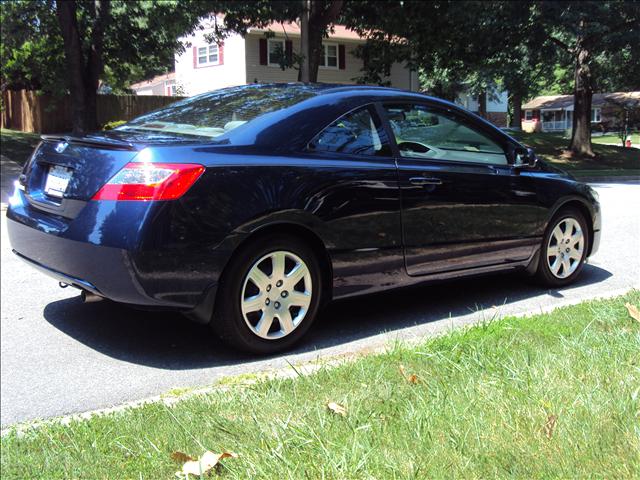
251;22;364;41
523;91;640;110
130;72;175;91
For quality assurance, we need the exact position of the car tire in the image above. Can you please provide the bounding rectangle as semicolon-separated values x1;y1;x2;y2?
211;233;323;354
535;208;589;288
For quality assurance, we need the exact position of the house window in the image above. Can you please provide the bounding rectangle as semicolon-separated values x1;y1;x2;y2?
591;108;601;123
165;80;176;96
320;43;338;68
524;110;533;121
197;44;219;66
268;39;285;66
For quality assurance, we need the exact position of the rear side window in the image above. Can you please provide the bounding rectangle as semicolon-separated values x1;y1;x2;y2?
307;106;392;157
119;84;318;138
383;104;507;165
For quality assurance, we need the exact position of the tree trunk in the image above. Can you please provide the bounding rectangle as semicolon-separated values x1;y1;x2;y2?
57;0;86;134
299;0;310;83
56;0;109;134
84;0;109;131
307;20;324;82
477;91;487;119
511;91;522;130
298;0;343;83
569;40;594;156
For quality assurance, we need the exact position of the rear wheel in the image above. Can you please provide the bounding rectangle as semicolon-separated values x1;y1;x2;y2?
535;208;589;287
211;234;323;354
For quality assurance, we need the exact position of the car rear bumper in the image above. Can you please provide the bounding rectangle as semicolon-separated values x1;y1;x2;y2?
7;215;171;307
6;186;226;311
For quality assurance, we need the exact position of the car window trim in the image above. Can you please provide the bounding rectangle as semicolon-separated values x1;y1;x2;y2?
378;100;514;167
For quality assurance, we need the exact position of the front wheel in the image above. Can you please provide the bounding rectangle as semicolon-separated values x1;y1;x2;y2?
535;208;589;287
211;234;323;354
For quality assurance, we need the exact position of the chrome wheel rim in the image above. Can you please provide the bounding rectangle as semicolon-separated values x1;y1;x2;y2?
546;217;584;279
240;251;313;340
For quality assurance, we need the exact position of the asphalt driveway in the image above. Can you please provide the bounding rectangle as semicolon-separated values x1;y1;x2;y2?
1;182;639;427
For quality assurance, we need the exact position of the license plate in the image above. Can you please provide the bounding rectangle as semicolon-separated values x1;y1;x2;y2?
44;165;73;198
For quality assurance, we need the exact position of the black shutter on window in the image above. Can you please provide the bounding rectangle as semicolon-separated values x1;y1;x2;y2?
259;38;268;65
285;40;293;63
338;45;346;70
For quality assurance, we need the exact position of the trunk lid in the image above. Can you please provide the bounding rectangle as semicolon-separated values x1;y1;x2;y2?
21;132;210;217
22;136;141;216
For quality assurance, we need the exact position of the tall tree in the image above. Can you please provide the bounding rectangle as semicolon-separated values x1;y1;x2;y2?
0;0;66;94
538;1;640;156
56;0;109;134
2;0;210;133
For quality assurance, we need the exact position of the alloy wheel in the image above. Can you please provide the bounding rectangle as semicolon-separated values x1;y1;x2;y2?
240;250;313;340
546;217;584;279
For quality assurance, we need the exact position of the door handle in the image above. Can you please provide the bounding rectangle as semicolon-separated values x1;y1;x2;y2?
409;176;442;186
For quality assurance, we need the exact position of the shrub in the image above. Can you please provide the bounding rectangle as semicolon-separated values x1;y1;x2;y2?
102;120;127;130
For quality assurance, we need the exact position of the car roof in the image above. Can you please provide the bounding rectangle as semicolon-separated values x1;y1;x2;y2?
220;83;517;151
255;82;457;107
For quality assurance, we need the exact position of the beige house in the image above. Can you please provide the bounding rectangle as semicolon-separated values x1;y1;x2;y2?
173;17;418;96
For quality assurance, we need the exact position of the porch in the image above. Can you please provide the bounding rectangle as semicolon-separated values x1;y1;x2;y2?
540;109;572;132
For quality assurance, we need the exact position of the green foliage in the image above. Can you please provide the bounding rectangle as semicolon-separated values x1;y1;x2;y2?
0;0;213;95
101;119;126;130
0;0;66;94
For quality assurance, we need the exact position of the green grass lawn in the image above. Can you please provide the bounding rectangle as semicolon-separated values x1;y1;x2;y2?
510;131;639;178
592;132;640;147
2;291;639;479
0;129;41;166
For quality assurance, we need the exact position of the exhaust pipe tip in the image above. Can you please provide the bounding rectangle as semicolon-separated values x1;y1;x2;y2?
81;290;103;303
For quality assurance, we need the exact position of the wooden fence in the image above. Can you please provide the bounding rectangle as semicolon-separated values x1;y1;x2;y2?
1;90;186;133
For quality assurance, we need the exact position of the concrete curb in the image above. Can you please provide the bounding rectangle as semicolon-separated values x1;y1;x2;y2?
582;176;640;184
2;285;636;437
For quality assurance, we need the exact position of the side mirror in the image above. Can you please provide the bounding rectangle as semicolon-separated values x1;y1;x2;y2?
513;147;538;169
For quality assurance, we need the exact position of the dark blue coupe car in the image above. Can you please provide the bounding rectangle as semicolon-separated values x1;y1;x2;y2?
7;84;601;353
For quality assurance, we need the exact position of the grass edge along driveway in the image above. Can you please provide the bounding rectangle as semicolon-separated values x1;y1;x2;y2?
2;291;639;479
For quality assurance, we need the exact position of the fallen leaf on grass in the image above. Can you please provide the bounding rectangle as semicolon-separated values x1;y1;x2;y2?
543;414;558;439
175;451;238;478
625;303;640;322
327;402;347;416
171;451;195;463
399;365;419;384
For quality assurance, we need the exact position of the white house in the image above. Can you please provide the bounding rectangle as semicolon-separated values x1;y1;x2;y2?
173;18;419;96
455;90;509;127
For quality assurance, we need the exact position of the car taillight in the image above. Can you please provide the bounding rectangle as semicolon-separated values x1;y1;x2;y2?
92;162;205;201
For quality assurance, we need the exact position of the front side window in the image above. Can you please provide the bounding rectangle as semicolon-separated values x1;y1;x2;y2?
198;44;219;66
320;44;338;68
307;106;391;156
524;110;533;121
591;108;601;123
383;104;507;165
268;39;285;66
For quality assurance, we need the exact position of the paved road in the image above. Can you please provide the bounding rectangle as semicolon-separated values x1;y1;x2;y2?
1;183;639;427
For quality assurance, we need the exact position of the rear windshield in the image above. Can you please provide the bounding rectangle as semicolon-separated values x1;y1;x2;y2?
117;84;317;138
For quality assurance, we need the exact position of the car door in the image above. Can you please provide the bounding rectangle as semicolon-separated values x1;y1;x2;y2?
379;102;545;276
303;104;405;297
